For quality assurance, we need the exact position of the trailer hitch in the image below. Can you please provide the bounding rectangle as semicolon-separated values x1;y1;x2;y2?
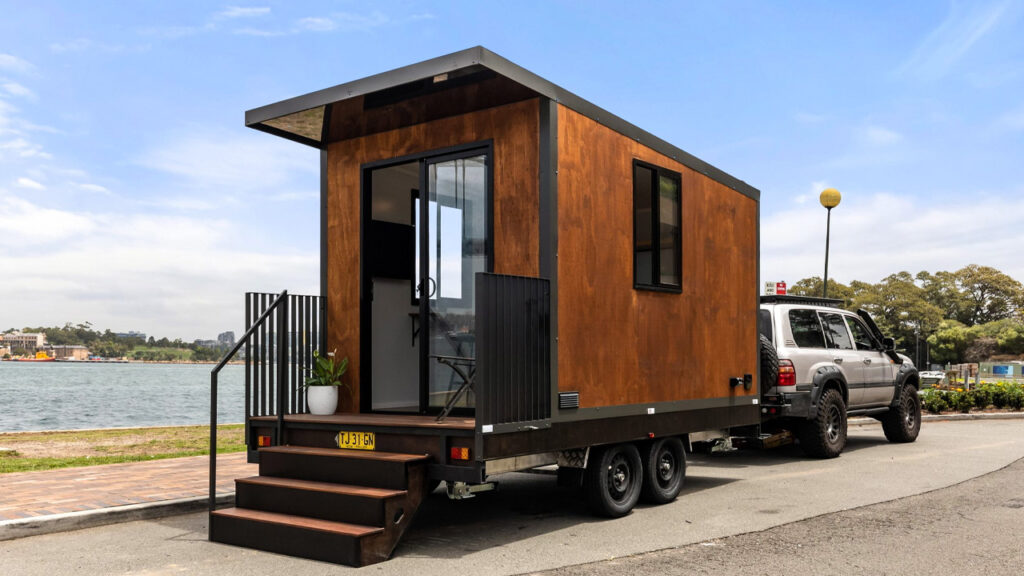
447;481;497;500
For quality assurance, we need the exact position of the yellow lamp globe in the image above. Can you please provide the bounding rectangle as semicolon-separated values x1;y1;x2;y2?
820;188;841;209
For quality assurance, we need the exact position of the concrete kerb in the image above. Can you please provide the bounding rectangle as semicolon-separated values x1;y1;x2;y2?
0;493;235;542
850;411;1024;427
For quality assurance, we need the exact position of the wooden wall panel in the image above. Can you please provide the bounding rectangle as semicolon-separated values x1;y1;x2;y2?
557;105;758;408
326;98;540;410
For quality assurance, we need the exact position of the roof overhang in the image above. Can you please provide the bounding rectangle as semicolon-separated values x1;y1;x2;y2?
245;46;758;200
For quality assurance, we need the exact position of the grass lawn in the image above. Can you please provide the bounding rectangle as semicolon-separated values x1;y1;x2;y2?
0;424;245;474
129;346;195;361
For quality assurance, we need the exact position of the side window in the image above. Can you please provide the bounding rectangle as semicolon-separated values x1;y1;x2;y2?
845;316;877;350
633;161;681;291
758;309;773;342
820;313;854;350
788;309;826;348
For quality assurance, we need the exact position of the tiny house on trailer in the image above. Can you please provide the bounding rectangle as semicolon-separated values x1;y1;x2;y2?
209;46;761;566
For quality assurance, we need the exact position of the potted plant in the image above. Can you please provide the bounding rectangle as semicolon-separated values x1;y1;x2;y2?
304;349;350;415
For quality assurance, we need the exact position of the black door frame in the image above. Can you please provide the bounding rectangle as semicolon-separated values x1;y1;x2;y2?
359;139;494;414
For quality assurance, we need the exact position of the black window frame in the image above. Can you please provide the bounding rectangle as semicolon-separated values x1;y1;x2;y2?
632;159;682;292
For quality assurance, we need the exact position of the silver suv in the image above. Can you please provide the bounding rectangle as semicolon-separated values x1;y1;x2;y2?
759;295;921;458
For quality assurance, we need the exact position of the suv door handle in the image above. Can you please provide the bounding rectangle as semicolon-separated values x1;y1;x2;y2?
833;357;843;364
863;358;872;364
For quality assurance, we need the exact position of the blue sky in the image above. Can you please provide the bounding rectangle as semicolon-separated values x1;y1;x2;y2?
1;1;1023;340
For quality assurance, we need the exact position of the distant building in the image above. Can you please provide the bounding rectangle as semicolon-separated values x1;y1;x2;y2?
217;331;236;346
50;345;91;361
194;339;219;348
0;332;47;352
115;331;147;340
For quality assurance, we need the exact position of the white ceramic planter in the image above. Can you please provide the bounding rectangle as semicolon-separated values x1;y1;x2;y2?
307;386;339;415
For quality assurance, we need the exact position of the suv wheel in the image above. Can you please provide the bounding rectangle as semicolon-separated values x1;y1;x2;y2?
799;388;847;458
881;385;921;443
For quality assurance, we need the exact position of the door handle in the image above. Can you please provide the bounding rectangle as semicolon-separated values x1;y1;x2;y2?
416;277;437;298
863;358;872;364
833;357;843;364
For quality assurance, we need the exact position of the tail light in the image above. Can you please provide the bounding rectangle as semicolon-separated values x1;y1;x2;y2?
777;360;796;388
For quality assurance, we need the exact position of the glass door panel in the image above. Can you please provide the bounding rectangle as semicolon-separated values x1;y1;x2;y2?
422;154;488;412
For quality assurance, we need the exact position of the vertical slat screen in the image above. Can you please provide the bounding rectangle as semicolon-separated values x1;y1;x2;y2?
476;274;551;429
244;292;323;421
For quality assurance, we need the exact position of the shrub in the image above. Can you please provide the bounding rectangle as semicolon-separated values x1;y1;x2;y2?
920;389;948;414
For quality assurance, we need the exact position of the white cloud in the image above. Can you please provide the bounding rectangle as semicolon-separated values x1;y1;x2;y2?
135;129;316;196
77;183;112;195
0;191;317;339
296;16;336;32
15;177;45;190
898;1;1009;80
0;54;33;74
761;191;1024;288
857;125;903;146
2;82;34;99
0;138;51;160
996;105;1024;131
217;6;271;19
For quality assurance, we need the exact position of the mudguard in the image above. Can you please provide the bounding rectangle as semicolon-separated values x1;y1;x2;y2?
809;366;848;420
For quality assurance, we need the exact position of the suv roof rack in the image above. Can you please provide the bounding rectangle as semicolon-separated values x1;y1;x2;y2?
760;294;844;307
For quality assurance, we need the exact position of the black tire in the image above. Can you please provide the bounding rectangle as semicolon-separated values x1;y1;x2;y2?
882;385;921;443
640;437;686;504
760;334;779;389
584;443;643;517
798;388;847;458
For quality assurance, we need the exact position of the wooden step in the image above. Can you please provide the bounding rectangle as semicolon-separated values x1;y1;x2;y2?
258;446;430;490
210;507;383;566
235;476;405;526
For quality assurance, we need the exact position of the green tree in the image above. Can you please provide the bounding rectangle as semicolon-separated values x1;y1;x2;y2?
927;320;975;364
851;272;944;352
787;277;856;308
955;265;1024;325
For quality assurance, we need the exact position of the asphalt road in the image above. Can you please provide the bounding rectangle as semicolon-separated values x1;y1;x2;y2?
2;418;1024;575
534;449;1024;576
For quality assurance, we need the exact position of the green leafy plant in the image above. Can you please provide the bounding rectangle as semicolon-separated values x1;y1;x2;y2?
920;388;948;414
304;349;349;389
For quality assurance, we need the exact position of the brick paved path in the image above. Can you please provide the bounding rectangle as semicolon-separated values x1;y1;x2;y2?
0;453;256;521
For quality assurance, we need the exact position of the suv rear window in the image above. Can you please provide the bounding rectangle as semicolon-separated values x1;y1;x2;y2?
789;309;825;348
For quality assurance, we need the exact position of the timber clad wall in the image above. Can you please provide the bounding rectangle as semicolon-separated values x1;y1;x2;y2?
556;105;758;408
325;98;541;409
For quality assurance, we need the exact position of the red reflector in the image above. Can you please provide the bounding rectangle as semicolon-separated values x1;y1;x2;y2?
450;447;470;461
777;360;796;387
257;435;272;447
648;432;655;439
769;407;777;414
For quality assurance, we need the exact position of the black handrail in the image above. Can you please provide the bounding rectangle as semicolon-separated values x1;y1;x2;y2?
209;290;287;511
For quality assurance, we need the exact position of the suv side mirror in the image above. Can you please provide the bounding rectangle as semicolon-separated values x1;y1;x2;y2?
882;337;895;351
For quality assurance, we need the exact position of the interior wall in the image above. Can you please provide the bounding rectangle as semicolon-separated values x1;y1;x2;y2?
556;105;759;408
325;98;541;411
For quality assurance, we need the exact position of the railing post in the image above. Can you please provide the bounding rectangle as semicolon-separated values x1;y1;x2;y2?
209;371;217;512
276;293;288;445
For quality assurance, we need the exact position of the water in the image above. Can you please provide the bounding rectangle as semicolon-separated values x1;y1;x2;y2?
0;362;245;432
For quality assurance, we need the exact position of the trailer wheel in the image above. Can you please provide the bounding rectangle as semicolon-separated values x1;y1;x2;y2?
760;334;778;389
640;437;686;504
584;443;643;517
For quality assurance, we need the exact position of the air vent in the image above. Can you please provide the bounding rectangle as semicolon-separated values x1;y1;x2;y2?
559;392;580;409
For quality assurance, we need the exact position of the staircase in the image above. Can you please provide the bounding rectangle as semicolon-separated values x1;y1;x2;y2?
210;445;430;566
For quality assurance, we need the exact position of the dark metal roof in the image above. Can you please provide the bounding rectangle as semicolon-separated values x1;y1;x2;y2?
246;46;759;200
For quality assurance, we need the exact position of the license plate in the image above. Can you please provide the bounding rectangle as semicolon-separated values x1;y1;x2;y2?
337;431;375;451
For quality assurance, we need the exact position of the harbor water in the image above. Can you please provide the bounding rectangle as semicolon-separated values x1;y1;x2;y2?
0;362;245;432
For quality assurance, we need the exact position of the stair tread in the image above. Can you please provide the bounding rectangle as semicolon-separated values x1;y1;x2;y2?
237;475;406;499
212;507;384;538
260;445;430;463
